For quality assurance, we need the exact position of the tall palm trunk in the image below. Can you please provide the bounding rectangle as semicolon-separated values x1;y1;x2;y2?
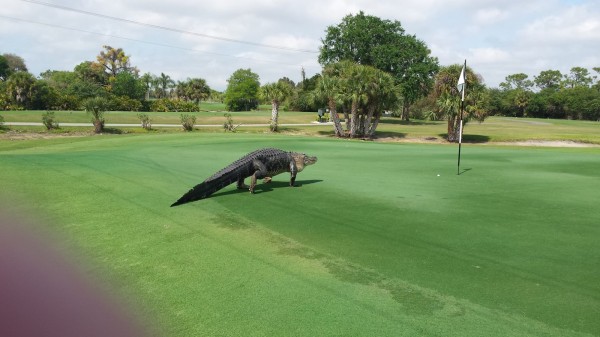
349;100;359;138
401;101;410;121
447;115;461;142
328;98;344;137
368;114;381;138
342;107;350;132
363;105;375;137
270;100;279;132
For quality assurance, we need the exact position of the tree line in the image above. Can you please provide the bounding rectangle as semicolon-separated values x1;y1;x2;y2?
1;11;599;140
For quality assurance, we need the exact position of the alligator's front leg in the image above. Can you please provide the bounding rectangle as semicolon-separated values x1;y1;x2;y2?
289;160;298;187
250;159;268;194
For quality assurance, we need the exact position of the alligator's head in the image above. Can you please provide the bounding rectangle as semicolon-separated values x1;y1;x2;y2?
292;153;318;172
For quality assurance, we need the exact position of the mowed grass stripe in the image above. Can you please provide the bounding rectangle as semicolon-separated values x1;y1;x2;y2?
1;133;598;336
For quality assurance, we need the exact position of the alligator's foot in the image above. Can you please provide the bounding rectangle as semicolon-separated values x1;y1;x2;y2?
263;177;272;183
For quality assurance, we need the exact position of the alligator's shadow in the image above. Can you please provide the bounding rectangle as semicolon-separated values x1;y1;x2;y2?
211;179;323;198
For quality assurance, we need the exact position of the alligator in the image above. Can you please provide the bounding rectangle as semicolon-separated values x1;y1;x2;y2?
171;148;317;207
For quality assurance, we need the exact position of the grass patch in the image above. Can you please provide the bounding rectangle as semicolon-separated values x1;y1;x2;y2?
2;110;600;144
1;133;599;336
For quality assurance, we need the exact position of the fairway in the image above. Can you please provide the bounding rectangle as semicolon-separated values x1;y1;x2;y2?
1;133;599;336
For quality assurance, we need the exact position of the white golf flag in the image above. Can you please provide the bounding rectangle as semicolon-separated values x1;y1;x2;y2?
457;61;466;101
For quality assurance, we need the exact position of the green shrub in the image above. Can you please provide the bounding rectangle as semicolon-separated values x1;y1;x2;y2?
137;113;152;130
180;114;196;131
41;111;59;130
223;113;237;132
109;96;142;111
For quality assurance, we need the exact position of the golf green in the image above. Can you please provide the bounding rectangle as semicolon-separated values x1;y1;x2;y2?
1;133;598;336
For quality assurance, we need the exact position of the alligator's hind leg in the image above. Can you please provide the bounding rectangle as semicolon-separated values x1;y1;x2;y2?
236;177;248;190
249;160;268;194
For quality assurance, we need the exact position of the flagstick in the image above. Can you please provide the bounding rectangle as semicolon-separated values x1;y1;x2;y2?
457;101;464;175
457;60;466;175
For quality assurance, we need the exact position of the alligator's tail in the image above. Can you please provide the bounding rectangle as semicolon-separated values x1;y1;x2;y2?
170;172;240;207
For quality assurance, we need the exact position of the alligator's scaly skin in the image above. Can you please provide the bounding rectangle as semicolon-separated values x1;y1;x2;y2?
171;148;317;206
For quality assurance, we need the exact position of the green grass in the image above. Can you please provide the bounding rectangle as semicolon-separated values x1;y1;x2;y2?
1;133;599;336
2;108;600;144
0;104;316;125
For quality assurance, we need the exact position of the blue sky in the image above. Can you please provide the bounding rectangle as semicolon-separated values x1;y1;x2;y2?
1;0;599;90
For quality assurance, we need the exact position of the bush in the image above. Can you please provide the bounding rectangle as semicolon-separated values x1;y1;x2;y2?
109;96;142;111
41;111;59;130
225;98;258;112
223;113;238;132
180;114;196;131
137;113;152;130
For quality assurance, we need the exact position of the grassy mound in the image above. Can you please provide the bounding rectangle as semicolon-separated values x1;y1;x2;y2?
1;133;598;336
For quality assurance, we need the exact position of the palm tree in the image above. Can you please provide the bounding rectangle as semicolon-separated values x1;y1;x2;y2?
140;72;153;100
364;70;398;138
340;63;371;138
314;75;344;137
83;97;109;133
321;60;398;138
433;64;489;142
6;71;35;106
186;78;211;104
260;81;293;132
155;73;175;98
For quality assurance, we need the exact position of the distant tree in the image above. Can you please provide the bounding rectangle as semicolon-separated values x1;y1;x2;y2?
29;80;60;110
39;70;84;109
534;70;563;90
111;72;145;100
301;67;307;89
176;78;211;104
319;11;439;121
74;61;107;86
0;55;11;81
224;68;260;111
278;77;295;88
564;67;593;88
593;67;600;92
5;71;35;107
289;73;322;112
496;73;536;118
209;89;223;102
500;73;533;91
140;72;154;100
260;81;293;132
154;73;174;98
561;87;600;120
517;87;569;119
2;53;28;73
95;45;137;77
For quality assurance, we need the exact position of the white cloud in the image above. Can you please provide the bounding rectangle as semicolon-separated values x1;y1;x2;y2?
469;47;511;63
522;6;600;42
1;0;599;89
474;8;508;25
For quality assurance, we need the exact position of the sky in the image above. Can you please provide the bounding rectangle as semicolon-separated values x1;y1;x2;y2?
1;0;599;91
